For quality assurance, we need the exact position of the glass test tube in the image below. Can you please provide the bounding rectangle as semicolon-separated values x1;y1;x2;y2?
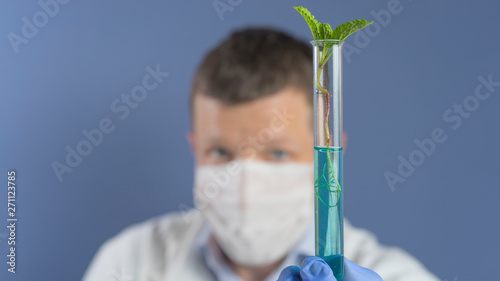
311;39;344;280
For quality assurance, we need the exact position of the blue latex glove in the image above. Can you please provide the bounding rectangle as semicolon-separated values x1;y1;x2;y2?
277;256;382;281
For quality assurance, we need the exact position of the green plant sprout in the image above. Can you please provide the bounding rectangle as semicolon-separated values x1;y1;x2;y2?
294;6;372;207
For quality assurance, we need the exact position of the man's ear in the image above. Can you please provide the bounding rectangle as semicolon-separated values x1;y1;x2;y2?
343;131;348;152
186;131;196;155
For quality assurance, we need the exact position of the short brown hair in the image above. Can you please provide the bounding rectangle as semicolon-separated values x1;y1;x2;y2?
189;27;313;123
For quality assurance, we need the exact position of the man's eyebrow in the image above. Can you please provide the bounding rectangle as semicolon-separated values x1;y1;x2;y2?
201;133;298;144
202;135;227;144
202;136;220;142
265;136;302;149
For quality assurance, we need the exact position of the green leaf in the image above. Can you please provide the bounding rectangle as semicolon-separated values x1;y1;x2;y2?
317;23;335;49
293;6;320;39
293;6;373;41
317;23;333;40
331;19;373;40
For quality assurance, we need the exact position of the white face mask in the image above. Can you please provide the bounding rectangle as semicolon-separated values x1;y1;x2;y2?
193;159;314;266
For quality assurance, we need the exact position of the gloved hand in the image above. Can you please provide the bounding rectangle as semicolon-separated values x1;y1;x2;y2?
277;256;382;281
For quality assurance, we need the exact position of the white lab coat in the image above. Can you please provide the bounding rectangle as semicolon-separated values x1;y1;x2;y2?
82;210;439;281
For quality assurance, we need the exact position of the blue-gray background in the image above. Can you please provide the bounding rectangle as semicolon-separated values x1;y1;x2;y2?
1;0;499;280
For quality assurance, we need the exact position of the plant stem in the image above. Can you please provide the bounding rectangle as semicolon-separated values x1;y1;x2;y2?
315;46;342;207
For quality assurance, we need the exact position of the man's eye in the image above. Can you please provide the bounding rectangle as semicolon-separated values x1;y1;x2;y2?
271;150;290;160
209;147;229;158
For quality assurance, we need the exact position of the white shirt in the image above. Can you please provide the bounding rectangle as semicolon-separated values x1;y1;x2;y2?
82;210;439;281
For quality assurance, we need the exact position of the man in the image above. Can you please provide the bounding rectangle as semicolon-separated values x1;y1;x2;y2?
82;28;439;281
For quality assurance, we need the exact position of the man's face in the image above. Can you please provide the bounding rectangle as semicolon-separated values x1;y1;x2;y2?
187;86;314;165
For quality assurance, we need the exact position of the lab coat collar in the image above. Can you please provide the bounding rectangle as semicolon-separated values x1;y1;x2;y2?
195;219;315;281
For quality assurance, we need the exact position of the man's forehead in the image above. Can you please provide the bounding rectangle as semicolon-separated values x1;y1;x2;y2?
192;88;312;139
194;93;278;115
193;88;309;117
